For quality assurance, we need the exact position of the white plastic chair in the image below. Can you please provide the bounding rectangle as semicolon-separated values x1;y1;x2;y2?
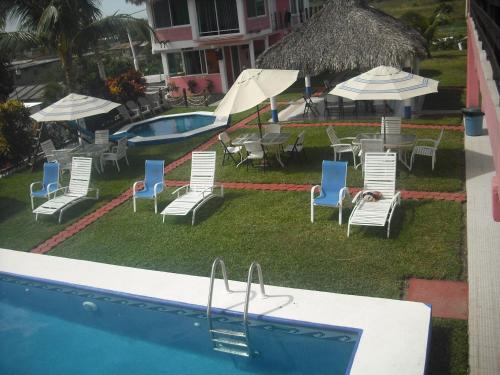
126;101;149;119
100;137;129;172
284;131;306;160
33;157;99;223
145;95;162;113
41;139;72;173
94;130;109;145
241;141;266;170
218;132;242;165
137;97;154;116
161;151;223;225
326;126;359;165
410;129;444;171
264;124;281;134
381;116;401;135
117;105;139;123
348;152;400;238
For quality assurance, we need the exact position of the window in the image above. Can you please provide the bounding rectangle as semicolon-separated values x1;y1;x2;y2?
167;50;220;76
152;0;189;28
167;52;185;76
196;0;239;36
247;0;266;18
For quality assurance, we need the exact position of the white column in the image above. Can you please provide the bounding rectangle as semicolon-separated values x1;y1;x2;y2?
161;52;170;84
305;75;312;96
236;0;247;35
218;50;229;93
270;96;279;122
187;0;199;40
127;30;140;71
249;40;256;68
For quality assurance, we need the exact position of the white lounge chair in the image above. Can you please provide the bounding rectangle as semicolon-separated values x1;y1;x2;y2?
145;95;162;113
359;138;384;172
410;129;444;171
161;151;223;225
117;105;139;123
137;97;155;115
381;116;401;135
348;152;400;238
33;157;99;223
125;101;145;119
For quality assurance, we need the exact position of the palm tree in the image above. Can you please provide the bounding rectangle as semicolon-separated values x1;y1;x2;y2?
0;0;151;90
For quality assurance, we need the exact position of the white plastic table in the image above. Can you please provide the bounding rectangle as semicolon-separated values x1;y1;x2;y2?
232;133;291;167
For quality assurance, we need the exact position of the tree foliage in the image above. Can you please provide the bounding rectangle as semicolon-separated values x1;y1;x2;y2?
105;69;145;103
0;100;34;162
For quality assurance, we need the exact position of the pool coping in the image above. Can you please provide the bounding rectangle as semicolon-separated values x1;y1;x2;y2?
0;248;431;375
112;111;229;146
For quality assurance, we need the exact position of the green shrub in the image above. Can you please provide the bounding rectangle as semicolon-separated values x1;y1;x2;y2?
0;100;35;162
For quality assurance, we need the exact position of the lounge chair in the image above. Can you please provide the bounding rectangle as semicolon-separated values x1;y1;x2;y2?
125;101;144;119
137;97;155;115
311;161;349;224
381;116;401;135
30;162;60;209
100;137;129;172
358;138;384;172
133;160;165;213
117;105;139;123
326;126;359;165
410;129;444;171
145;95;162;113
218;131;242;166
161;151;223;225
33;157;99;223
348;152;400;238
284;131;306;160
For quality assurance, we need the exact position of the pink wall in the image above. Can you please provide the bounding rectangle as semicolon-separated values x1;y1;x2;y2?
155;26;192;42
246;16;271;32
276;0;290;13
168;73;223;95
467;16;500;220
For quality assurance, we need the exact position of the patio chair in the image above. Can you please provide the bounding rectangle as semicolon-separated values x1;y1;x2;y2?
358;139;384;172
30;162;60;209
284;131;306;160
324;95;342;118
41;139;72;173
326;126;359;165
117;105;139;123
311;161;349;224
218;131;242;166
137;97;154;116
40;139;57;162
133;160;165;214
33;157;99;223
145;94;162;113
242;141;267;171
126;101;146;119
94;130;109;145
303;95;319;116
348;152;400;238
100;137;129;172
381;116;401;135
410;129;444;171
161;151;223;225
264;124;281;134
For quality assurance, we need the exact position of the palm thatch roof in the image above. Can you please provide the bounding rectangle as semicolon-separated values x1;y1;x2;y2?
256;0;427;76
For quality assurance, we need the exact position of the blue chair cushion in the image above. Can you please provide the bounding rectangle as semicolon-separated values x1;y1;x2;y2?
314;193;340;207
31;189;50;198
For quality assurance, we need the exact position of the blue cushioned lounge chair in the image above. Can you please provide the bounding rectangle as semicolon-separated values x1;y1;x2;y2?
133;160;165;213
30;162;60;210
310;161;349;224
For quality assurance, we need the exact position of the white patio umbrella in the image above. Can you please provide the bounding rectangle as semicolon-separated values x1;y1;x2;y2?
214;69;300;136
329;66;438;101
31;93;121;122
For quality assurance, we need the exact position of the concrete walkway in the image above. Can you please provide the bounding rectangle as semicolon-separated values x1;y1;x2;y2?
466;133;500;375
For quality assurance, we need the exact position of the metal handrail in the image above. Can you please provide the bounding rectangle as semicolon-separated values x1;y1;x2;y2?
207;257;230;318
243;262;266;322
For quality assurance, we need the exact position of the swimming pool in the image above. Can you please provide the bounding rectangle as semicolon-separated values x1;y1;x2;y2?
112;111;228;146
0;272;361;375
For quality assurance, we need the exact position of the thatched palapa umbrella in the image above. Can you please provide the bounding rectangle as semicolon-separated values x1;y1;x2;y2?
256;0;427;97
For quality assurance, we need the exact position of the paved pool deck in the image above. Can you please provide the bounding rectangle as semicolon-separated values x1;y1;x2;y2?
465;132;500;374
0;248;431;375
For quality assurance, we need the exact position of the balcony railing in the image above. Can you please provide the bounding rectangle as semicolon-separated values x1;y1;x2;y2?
271;6;323;31
470;0;500;91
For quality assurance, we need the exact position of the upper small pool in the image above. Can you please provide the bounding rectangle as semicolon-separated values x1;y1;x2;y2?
112;111;229;146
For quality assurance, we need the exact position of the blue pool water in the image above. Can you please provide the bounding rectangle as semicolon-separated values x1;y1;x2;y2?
128;115;215;137
0;273;361;374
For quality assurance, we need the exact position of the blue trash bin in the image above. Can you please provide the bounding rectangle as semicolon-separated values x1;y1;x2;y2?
462;108;484;136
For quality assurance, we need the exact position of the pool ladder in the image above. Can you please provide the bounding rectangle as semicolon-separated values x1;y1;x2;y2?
206;258;266;358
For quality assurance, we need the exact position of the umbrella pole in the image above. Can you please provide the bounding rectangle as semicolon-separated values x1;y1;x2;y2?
256;105;263;138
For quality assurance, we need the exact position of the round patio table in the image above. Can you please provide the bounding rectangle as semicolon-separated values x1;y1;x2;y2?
355;133;416;169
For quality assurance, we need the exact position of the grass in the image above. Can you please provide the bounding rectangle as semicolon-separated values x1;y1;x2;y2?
168;126;465;192
0;130;219;251
49;191;464;298
429;319;469;375
420;50;467;87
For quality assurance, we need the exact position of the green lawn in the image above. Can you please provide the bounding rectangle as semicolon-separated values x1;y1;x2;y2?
0;130;219;251
168;126;465;192
420;50;467;88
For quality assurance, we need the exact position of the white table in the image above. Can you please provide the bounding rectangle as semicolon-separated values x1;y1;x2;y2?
232;133;291;167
